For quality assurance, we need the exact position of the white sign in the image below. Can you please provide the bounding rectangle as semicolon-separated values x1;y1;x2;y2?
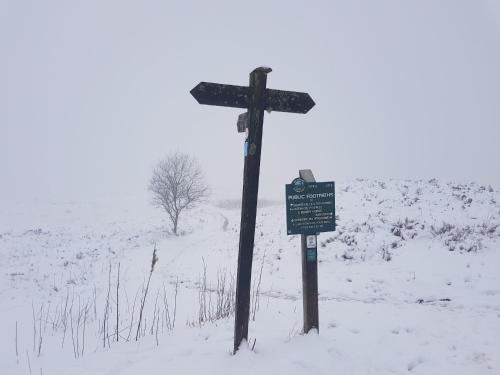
306;235;317;249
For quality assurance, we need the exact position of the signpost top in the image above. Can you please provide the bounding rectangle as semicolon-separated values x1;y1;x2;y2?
190;83;315;114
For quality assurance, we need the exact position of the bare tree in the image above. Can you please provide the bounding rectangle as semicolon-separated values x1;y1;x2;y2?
149;152;209;235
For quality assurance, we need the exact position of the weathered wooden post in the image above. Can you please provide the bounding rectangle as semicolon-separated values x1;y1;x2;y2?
285;170;335;334
190;67;315;353
299;169;319;333
234;67;269;352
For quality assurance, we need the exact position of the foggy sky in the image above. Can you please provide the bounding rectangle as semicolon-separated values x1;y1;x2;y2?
1;0;500;205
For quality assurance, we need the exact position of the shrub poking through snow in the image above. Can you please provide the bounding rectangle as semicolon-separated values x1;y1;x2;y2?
391;218;419;240
430;222;455;237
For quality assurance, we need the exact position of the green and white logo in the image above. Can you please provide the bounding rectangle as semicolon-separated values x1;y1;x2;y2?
292;178;306;193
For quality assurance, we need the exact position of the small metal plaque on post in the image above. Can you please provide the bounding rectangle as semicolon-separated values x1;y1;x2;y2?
237;112;248;133
306;235;317;262
306;235;317;248
306;248;317;262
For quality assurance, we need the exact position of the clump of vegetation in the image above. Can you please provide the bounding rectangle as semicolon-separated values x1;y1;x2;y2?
430;222;455;237
430;222;497;252
391;218;419;240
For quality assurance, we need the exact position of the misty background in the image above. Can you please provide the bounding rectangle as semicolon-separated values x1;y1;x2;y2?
1;0;499;206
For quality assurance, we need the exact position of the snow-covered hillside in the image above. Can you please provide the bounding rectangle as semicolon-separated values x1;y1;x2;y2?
1;179;499;374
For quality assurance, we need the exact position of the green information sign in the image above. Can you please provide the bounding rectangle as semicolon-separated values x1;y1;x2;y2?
285;178;336;235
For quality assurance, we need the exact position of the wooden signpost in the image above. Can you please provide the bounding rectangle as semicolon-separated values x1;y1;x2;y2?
191;67;315;353
285;170;335;333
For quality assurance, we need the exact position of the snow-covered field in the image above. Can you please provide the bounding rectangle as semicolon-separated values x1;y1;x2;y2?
1;179;499;374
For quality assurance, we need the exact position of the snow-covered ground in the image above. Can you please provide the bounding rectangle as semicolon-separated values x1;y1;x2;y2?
1;179;499;374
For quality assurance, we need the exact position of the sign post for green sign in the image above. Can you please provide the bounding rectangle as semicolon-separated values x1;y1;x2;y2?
285;169;335;334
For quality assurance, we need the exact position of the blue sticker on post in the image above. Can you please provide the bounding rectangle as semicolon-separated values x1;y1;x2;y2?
244;141;248;157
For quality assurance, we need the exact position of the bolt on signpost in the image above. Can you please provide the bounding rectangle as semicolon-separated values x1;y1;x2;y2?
190;67;315;353
285;169;335;333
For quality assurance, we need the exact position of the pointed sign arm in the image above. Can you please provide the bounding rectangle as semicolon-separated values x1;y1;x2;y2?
190;82;249;109
264;89;315;114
